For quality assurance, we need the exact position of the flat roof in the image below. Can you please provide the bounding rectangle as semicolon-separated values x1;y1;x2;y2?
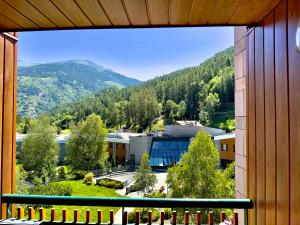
214;133;235;141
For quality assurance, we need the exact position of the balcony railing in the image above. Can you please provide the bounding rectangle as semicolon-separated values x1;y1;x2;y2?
1;194;253;225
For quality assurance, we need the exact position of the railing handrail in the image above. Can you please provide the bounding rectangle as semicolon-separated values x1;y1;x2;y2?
1;194;253;209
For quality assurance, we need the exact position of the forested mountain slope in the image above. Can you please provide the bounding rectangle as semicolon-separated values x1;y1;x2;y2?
51;47;234;132
17;60;140;117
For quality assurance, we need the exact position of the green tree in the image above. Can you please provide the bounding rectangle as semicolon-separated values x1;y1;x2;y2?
166;131;235;223
167;131;234;199
21;116;59;180
66;113;108;171
134;152;157;196
129;90;161;131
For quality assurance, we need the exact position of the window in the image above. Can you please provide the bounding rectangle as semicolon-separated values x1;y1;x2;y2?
149;138;190;167
222;144;228;151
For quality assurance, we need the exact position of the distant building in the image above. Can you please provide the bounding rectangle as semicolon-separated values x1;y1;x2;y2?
165;120;225;138
107;121;227;168
214;133;235;168
16;133;69;165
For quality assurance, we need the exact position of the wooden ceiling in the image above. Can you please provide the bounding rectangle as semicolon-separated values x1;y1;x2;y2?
0;0;281;31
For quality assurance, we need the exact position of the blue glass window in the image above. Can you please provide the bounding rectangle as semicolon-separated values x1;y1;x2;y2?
149;138;190;167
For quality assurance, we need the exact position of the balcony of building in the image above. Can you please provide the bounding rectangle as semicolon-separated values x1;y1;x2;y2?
0;0;299;224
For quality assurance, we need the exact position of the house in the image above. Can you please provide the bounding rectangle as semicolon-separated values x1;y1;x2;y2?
0;1;299;224
214;133;235;168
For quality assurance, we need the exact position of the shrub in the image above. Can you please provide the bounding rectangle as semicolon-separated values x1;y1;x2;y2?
73;170;86;180
128;208;160;223
97;179;124;189
27;183;72;209
28;183;72;196
145;191;167;198
57;167;66;180
83;172;94;184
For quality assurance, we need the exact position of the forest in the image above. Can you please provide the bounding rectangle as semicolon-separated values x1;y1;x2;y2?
17;47;234;133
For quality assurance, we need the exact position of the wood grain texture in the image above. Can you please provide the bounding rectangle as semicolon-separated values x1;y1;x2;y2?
0;0;38;28
50;0;93;27
0;0;285;30
147;0;169;25
27;0;74;28
274;2;290;225
288;0;300;223
169;0;194;25
247;30;256;225
263;11;276;225
98;0;130;26
3;0;55;28
0;34;4;219
254;24;265;225
0;14;22;30
123;0;149;25
74;0;111;26
1;36;14;218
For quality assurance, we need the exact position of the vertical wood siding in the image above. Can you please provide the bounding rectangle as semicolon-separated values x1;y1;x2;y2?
235;0;300;224
0;32;17;219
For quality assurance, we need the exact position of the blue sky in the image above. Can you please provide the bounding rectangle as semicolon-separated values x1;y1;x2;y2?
19;27;233;81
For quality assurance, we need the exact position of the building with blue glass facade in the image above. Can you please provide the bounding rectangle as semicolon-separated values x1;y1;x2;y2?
149;137;190;167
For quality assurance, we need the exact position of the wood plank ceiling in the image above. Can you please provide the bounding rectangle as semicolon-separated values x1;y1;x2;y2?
0;0;281;31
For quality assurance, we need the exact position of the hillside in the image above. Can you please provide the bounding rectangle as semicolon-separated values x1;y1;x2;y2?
50;47;234;132
17;60;140;117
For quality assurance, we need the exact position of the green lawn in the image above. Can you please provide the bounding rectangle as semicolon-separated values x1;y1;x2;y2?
31;180;124;223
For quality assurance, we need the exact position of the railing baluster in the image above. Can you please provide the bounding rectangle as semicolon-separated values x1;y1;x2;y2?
51;208;57;221
244;209;248;225
28;207;35;220
86;209;91;224
97;210;102;224
220;211;226;222
62;209;68;222
208;211;213;225
74;209;79;223
160;211;164;225
184;211;189;225
6;203;11;219
39;208;45;221
17;207;24;220
148;211;152;225
135;210;140;225
196;211;201;225
123;211;128;225
109;210;114;225
172;211;177;225
233;211;238;225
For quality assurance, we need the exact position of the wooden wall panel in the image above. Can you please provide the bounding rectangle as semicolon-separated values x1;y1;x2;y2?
274;2;290;225
235;0;300;224
247;30;256;225
254;25;265;225
288;0;300;223
263;12;276;225
0;33;17;219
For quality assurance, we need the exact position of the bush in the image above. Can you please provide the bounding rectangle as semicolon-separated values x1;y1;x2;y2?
28;183;72;196
128;208;160;223
97;179;124;189
146;191;167;198
57;167;66;180
83;172;94;184
72;170;86;180
27;183;72;209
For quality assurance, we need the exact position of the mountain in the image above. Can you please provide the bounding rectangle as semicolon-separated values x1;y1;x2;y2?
17;60;140;117
50;47;234;131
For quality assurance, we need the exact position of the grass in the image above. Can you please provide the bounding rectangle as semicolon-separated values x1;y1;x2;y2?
30;180;124;223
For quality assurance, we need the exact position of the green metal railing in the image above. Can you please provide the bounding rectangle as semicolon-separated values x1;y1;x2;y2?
1;194;253;224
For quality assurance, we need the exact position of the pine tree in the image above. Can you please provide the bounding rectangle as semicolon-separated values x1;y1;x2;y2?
134;152;157;196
